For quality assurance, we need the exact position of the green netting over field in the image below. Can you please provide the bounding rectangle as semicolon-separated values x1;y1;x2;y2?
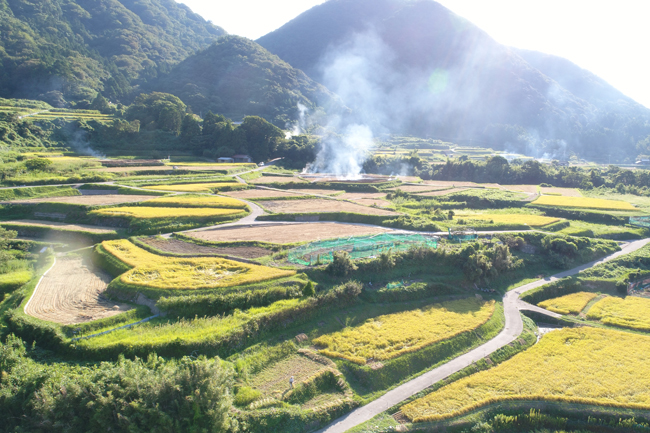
288;233;438;266
630;216;650;228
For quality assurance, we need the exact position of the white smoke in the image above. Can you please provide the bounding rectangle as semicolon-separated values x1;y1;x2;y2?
285;103;310;139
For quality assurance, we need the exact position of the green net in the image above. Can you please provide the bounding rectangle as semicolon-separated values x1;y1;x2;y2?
630;216;650;228
288;233;438;266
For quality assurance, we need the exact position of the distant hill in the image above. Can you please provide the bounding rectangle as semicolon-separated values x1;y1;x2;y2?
150;36;340;127
258;0;650;162
0;0;225;107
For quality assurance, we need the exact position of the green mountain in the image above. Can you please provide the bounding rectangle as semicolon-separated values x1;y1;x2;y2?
0;0;225;107
258;0;650;162
150;35;340;127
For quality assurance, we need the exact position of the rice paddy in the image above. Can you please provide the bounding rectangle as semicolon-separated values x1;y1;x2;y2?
313;298;495;365
89;206;245;219
586;296;650;331
142;196;248;209
454;213;559;227
101;240;294;290
537;292;598;315
531;196;636;211
402;327;650;422
142;182;242;192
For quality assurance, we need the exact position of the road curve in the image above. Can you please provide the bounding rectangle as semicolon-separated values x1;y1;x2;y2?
316;238;650;433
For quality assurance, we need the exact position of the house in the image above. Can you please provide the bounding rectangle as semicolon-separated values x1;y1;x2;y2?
217;157;235;163
232;154;253;163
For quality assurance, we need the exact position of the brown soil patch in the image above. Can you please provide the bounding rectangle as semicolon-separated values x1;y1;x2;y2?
2;220;115;234
261;199;398;216
93;165;240;173
353;198;392;208
3;194;153;205
415;187;470;197
188;223;390;244
337;192;386;200
388;185;448;193
222;189;300;199
141;237;271;259
25;256;131;324
287;189;345;196
541;187;582;197
251;176;306;184
504;185;539;194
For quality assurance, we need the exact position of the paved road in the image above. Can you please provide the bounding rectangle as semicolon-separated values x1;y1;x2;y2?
316;238;650;433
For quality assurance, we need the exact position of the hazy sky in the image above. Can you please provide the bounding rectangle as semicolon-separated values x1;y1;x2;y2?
177;0;650;108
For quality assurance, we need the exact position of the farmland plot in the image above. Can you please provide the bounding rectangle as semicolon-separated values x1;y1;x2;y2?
538;292;598;315
454;213;559;227
586;296;650;331
90;206;244;219
142;182;242;192
187;223;390;244
141;237;271;259
541;187;582;197
25;257;131;324
1;195;154;205
531;196;636;210
249;353;330;397
260;199;398;216
402;327;650;422
2;220;115;234
222;189;302;199
251;176;307;184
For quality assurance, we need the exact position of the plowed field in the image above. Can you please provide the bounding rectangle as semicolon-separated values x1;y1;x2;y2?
261;198;398;216
2;194;153;205
25;257;131;324
187;223;390;244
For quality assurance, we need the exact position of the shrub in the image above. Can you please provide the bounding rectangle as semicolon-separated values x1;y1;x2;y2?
302;281;315;297
234;386;262;406
327;251;357;276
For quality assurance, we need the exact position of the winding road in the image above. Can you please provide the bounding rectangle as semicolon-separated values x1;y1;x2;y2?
316;238;650;433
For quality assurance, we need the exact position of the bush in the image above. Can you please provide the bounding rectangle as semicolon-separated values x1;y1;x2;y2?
327;251;357;276
234;386;262;406
302;281;315;297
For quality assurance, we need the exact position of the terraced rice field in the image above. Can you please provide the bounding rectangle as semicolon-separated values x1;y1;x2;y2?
260;198;398;216
388;185;447;193
141;237;271;259
187;223;390;244
1;220;115;234
249;353;331;397
24;256;131;324
538;292;599;315
402;327;650;422
454;213;560;227
287;189;345;196
503;185;538;194
90;206;244;219
94;165;242;173
142;196;247;209
314;298;495;365
251;176;306;184
531;196;636;210
101;239;294;290
142;182;242;192
586;296;650;331
414;188;470;197
541;187;582;197
222;189;303;199
1;195;154;205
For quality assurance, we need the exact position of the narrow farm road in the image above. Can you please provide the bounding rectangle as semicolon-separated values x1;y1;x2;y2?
316;238;650;433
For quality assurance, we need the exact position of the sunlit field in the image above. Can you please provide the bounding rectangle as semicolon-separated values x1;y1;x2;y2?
538;292;598;315
586;296;650;331
531;196;636;211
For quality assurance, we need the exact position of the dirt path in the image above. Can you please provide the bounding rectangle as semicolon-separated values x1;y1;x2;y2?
316;238;650;433
24;256;131;325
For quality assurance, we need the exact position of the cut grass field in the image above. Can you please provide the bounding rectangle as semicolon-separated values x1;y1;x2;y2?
537;291;598;315
101;240;294;290
414;187;470;197
222;189;303;199
541;187;582;197
454;213;559;227
313;298;495;365
1;220;116;234
142;182;242;192
186;223;390;244
249;353;330;398
24;256;131;325
142;195;247;209
260;198;398;216
531;195;636;211
89;206;244;219
586;296;650;331
401;327;650;422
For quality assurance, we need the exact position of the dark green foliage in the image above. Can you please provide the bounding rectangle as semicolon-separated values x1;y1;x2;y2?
0;335;236;433
126;92;187;134
234;386;262;407
302;281;315;297
327;251;357;276
23;158;52;171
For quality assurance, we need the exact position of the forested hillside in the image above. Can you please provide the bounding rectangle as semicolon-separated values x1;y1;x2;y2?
0;0;225;107
258;0;650;162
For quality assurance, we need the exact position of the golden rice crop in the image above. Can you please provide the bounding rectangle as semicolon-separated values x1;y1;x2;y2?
142;195;248;209
531;196;636;210
90;206;243;219
402;327;650;422
313;298;495;365
455;214;559;227
101;239;294;290
538;291;598;315
586;296;650;331
143;182;242;192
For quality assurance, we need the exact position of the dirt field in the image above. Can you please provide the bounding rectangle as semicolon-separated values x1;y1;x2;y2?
251;176;306;184
141;237;271;259
188;223;390;244
353;198;393;208
2;220;115;233
3;194;154;205
388;185;447;193
541;187;582;197
287;189;344;196
338;192;392;208
504;185;539;194
260;199;398;216
93;165;240;173
249;354;329;397
25;256;131;324
222;189;301;199
414;187;470;197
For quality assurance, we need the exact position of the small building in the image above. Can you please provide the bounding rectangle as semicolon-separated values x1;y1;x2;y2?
232;154;253;163
217;157;235;163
